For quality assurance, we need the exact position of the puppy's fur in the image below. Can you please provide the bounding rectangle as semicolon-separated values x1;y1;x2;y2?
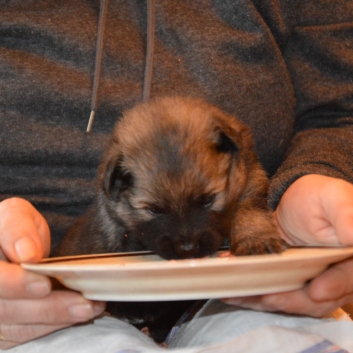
55;97;286;340
56;96;284;259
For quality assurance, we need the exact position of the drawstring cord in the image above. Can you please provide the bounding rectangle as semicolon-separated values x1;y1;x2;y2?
87;0;109;133
142;0;156;103
86;0;156;133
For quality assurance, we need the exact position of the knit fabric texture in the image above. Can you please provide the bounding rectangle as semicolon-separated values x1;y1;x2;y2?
0;0;352;251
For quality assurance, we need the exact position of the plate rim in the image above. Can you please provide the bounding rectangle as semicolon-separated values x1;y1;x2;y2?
21;246;353;273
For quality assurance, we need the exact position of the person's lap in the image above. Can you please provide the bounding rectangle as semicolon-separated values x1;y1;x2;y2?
4;300;353;353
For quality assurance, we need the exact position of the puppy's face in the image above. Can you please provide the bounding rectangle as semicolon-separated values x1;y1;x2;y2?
99;97;252;259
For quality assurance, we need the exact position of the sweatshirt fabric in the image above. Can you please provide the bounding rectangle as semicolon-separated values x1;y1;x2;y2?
0;0;353;252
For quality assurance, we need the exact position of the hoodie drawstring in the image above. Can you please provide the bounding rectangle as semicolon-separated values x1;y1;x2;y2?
87;0;109;133
142;0;156;103
87;0;156;133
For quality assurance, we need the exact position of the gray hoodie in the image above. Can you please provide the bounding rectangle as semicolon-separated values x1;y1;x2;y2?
0;0;352;252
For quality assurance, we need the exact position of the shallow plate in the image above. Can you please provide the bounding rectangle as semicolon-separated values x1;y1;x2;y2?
22;247;353;301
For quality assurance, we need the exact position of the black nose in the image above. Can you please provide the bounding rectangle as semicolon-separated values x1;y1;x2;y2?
180;243;194;252
177;242;198;258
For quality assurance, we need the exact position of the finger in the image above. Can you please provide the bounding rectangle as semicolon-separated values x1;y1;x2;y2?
309;257;353;301
261;290;353;318
222;296;273;312
273;212;299;246
225;286;353;317
259;290;338;317
0;291;106;325
224;258;353;316
329;203;353;246
223;290;341;318
0;323;71;349
0;198;50;263
320;178;353;245
0;261;51;299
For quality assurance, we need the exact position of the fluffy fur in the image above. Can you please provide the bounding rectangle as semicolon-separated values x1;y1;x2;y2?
55;97;286;341
56;97;285;258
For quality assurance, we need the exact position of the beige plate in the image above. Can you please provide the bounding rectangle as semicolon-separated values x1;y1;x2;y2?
22;247;353;301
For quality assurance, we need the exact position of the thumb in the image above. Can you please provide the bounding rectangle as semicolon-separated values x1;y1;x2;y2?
321;179;353;246
328;204;353;246
0;198;50;263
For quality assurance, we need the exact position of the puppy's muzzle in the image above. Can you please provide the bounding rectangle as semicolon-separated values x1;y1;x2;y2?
178;242;198;257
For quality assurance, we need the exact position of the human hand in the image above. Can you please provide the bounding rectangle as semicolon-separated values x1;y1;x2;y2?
223;175;353;317
0;198;105;349
274;174;353;247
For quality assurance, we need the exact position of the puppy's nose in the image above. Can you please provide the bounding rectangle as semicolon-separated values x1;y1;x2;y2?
180;243;194;252
177;242;198;258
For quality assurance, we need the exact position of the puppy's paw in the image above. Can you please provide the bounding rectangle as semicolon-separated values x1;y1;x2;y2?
230;234;287;256
230;207;288;256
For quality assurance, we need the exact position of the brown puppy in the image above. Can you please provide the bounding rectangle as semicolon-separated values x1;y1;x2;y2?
56;96;285;259
55;97;286;341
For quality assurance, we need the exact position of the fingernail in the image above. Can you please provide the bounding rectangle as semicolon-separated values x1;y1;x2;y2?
92;301;106;315
15;237;37;262
69;303;95;321
263;294;286;310
223;298;243;306
26;279;51;297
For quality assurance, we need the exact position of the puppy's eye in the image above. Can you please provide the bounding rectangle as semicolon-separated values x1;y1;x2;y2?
146;206;165;216
202;195;216;208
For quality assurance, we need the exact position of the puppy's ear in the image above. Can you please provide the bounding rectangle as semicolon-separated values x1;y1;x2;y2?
215;130;239;154
101;156;134;201
212;109;253;154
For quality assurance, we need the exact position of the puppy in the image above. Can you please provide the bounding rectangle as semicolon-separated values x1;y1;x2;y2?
55;97;286;341
56;96;285;259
